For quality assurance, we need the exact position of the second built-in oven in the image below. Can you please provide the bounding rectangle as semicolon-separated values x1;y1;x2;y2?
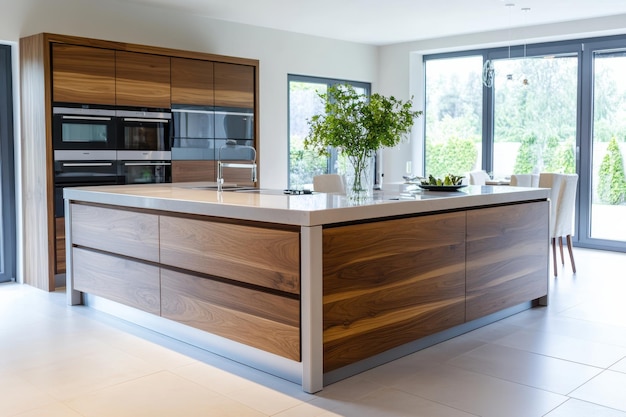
117;109;171;152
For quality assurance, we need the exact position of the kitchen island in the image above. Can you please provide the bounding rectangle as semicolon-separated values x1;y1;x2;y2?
64;182;550;393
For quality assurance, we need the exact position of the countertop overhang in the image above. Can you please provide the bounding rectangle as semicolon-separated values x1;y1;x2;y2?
64;182;551;226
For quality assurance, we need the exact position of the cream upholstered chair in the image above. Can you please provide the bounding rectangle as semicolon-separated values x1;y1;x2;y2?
538;173;578;276
510;174;539;187
313;174;345;193
468;170;491;185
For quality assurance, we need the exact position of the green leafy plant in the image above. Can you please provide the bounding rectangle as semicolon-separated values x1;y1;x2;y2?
597;137;626;205
305;84;421;197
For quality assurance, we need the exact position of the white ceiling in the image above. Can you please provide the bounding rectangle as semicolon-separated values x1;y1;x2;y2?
122;0;626;45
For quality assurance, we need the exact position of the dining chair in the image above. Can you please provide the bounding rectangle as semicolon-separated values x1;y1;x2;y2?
468;170;491;185
313;174;345;193
538;173;578;276
510;174;539;187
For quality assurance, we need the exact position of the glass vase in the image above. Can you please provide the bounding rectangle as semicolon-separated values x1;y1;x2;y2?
344;153;375;202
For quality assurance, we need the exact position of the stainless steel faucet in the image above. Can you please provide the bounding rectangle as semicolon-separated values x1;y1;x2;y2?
217;143;257;192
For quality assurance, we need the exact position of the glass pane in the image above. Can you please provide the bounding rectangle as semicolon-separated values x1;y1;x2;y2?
493;56;578;179
288;81;328;189
424;56;482;179
590;51;626;241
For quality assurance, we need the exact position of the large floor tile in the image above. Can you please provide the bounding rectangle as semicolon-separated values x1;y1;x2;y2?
11;402;85;417
0;375;58;416
570;370;626;412
495;328;626;368
545;398;626;417
447;343;602;394
394;363;566;417
66;371;265;417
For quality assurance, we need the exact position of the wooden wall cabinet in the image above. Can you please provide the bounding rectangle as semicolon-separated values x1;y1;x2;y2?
115;50;171;108
214;62;255;108
171;57;214;106
51;44;116;105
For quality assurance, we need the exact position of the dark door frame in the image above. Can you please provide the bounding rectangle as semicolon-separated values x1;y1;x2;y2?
0;43;16;283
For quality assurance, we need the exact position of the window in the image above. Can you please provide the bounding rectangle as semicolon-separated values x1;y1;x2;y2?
288;75;370;189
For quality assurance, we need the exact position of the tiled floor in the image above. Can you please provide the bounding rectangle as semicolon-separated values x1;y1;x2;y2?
2;247;626;416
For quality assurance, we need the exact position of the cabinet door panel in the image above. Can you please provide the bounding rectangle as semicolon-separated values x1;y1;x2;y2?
214;63;254;108
171;58;214;106
161;269;300;360
466;201;549;321
73;247;160;314
322;212;466;372
160;216;300;294
171;160;215;182
52;44;115;105
71;203;160;262
116;51;171;108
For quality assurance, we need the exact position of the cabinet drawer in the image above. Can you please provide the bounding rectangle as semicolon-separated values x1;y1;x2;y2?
70;204;159;262
160;216;300;294
73;247;160;314
161;269;300;361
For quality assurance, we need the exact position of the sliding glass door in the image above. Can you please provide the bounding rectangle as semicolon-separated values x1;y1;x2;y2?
492;55;578;178
587;49;626;244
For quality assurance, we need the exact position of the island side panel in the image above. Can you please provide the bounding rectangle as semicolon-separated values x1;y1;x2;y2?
322;211;467;373
465;201;549;321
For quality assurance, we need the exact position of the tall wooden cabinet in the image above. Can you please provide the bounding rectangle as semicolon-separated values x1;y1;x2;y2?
51;44;116;105
19;33;259;290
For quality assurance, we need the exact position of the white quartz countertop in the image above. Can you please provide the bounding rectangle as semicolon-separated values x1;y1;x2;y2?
64;182;550;226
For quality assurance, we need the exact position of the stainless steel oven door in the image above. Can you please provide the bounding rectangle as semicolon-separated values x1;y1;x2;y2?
53;107;117;150
117;109;171;151
118;153;172;184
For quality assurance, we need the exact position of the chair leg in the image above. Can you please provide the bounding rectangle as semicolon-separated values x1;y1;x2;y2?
558;236;565;265
551;237;558;277
566;235;576;273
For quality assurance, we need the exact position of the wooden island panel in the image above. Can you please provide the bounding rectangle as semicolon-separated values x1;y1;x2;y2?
73;247;160;314
322;212;467;373
465;201;549;321
70;203;160;263
159;216;301;294
161;269;300;361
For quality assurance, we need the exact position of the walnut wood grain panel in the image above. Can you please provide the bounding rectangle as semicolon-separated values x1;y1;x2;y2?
55;217;66;274
52;44;116;105
465;201;549;321
115;51;171;108
20;33;55;290
161;269;300;360
214;63;254;108
160;217;300;294
172;160;216;183
70;203;159;262
73;247;160;314
322;212;466;372
171;57;214;106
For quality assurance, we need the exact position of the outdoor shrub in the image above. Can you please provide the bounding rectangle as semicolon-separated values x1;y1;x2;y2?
597;137;626;205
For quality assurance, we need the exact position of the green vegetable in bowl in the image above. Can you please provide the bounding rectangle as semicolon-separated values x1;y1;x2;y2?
421;174;464;186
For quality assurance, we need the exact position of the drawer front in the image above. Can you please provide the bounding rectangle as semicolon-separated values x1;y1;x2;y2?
73;247;160;314
71;204;159;262
160;216;300;294
466;201;549;321
161;269;300;361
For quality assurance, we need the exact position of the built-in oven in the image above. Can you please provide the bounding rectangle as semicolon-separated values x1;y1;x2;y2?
116;109;172;152
53;150;120;217
53;107;117;150
117;150;172;184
